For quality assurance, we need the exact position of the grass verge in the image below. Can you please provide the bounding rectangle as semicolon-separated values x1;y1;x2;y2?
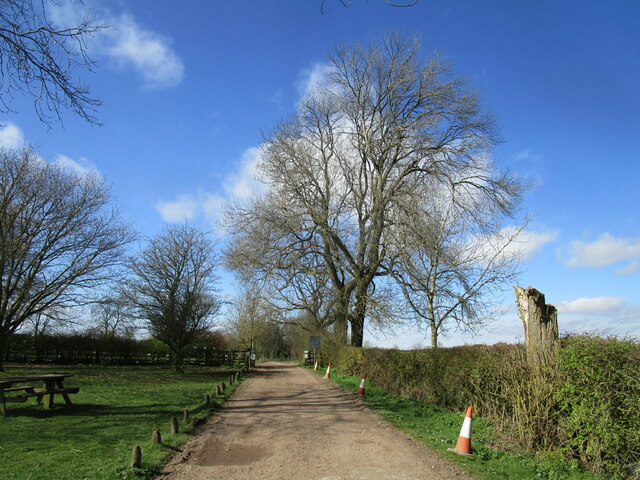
314;367;605;480
0;364;246;480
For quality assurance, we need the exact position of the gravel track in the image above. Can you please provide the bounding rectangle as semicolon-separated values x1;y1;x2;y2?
154;361;474;480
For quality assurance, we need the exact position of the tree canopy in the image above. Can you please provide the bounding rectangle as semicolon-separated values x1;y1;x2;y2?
125;224;221;372
0;147;134;370
225;34;525;347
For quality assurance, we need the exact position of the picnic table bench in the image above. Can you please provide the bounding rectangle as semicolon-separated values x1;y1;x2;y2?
0;374;79;416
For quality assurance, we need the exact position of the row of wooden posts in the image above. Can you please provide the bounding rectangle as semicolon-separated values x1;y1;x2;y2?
131;369;245;469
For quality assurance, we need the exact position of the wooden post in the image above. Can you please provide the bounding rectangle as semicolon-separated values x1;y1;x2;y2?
229;374;234;385
514;286;559;368
216;384;222;395
170;416;179;434
132;446;142;468
151;429;161;444
204;394;211;406
183;408;189;423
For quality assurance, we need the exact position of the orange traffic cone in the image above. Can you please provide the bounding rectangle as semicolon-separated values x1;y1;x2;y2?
323;363;332;379
358;374;367;395
313;360;318;371
448;406;473;455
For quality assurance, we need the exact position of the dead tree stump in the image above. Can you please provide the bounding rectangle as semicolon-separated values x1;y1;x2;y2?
514;286;559;368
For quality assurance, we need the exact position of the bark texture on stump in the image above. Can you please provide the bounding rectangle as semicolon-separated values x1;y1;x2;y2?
514;286;559;367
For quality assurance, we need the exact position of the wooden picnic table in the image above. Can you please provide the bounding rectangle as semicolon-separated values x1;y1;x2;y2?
0;374;79;416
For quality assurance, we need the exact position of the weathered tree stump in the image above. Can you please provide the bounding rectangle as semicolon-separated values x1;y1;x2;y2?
514;286;559;368
170;416;179;434
151;429;161;444
131;445;142;468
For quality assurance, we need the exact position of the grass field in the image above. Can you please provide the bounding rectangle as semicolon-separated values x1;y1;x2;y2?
0;364;243;480
316;367;606;480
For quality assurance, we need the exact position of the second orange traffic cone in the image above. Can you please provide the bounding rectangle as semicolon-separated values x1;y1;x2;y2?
358;374;367;395
448;406;473;455
313;360;318;371
323;363;332;378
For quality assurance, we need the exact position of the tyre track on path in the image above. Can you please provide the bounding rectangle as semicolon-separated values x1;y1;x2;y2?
154;361;474;480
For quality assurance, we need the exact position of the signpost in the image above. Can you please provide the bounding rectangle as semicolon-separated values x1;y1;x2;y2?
309;336;321;365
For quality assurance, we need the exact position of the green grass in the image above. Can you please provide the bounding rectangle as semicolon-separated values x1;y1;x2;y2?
316;368;605;480
0;364;245;480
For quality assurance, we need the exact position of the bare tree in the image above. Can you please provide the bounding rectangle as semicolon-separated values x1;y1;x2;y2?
224;196;340;336
226;290;269;353
90;292;135;340
391;180;524;348
125;224;221;372
0;0;105;125
0;147;135;370
227;34;521;347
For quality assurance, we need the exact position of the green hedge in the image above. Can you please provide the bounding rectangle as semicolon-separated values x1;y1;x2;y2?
332;336;640;479
557;336;640;477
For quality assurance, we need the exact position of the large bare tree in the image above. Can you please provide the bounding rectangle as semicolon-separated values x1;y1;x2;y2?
226;34;523;347
0;0;104;125
391;180;524;348
125;224;221;372
0;147;134;370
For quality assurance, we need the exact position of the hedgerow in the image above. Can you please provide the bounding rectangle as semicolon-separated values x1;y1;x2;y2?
332;335;640;478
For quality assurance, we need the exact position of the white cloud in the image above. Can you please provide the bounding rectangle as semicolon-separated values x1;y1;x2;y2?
154;195;198;223
49;3;184;89
505;228;558;263
54;154;99;176
102;14;184;89
615;261;639;276
511;149;543;163
297;62;335;99
557;296;626;315
555;296;640;338
154;146;266;224
0;122;25;149
223;146;266;201
563;233;640;273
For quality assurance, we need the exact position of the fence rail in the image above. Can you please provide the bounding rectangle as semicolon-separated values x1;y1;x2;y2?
4;344;249;368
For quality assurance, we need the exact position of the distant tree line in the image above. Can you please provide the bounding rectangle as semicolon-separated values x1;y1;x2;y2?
3;330;230;367
0;147;223;371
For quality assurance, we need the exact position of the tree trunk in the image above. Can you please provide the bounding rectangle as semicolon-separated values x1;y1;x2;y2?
333;293;350;345
514;286;559;368
430;325;438;349
168;347;184;373
350;315;365;347
349;282;368;347
0;333;5;372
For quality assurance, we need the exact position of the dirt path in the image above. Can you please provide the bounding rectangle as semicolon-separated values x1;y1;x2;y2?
154;362;474;480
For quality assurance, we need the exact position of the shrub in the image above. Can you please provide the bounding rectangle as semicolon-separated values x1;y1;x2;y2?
333;336;640;478
556;336;640;478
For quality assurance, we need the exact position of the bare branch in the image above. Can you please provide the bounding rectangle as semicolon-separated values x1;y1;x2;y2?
0;0;106;125
0;146;135;369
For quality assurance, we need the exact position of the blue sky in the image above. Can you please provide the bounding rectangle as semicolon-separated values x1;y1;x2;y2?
2;0;638;348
